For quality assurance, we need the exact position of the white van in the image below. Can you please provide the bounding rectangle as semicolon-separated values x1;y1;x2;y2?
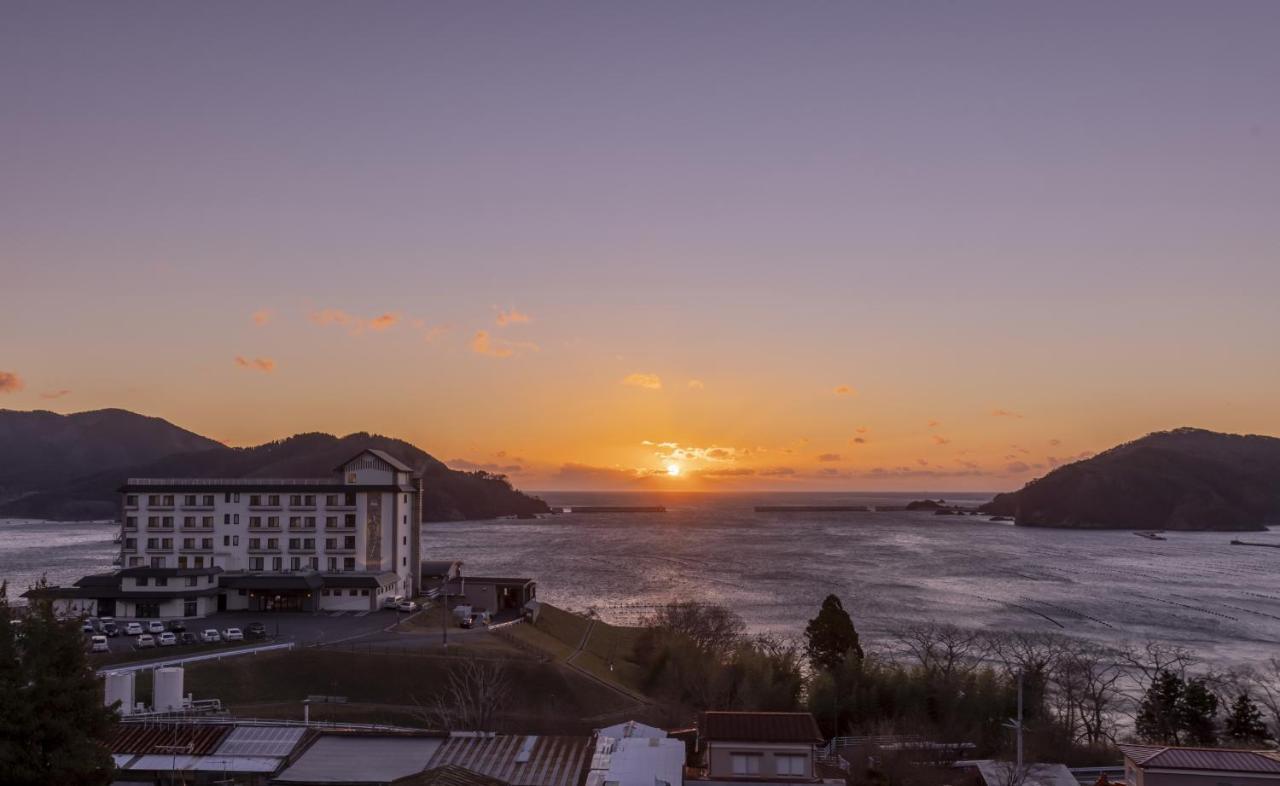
89;635;109;653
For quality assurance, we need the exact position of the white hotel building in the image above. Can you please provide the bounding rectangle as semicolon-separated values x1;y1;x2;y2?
34;449;423;619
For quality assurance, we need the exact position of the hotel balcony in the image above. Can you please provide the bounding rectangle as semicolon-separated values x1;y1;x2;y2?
181;522;215;532
324;546;357;554
145;523;175;532
287;545;316;554
325;521;357;531
288;521;317;532
248;522;282;531
180;545;214;553
247;545;281;553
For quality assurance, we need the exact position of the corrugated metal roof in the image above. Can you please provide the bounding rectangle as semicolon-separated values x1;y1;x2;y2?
214;724;308;757
110;723;232;755
275;734;445;783
699;712;823;744
427;735;593;786
393;764;511;786
1139;748;1280;773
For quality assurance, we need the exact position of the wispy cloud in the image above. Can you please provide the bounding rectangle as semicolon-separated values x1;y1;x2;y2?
687;379;705;390
251;309;273;326
834;385;857;396
1048;438;1061;446
0;371;24;394
234;356;276;373
309;308;402;335
1005;461;1031;473
470;330;538;358
991;408;1024;418
495;308;531;327
816;453;842;462
40;389;71;400
622;372;662;390
849;436;867;445
932;435;951;445
642;441;742;463
927;419;941;428
367;312;400;331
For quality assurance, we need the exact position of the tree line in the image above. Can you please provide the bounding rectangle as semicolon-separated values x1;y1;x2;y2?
632;595;1280;765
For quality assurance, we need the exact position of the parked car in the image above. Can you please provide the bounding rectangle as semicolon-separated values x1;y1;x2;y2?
178;632;197;645
89;635;109;653
201;629;221;643
245;622;266;639
383;596;405;610
147;620;166;634
102;622;120;637
397;600;420;613
459;614;475;629
167;620;186;633
124;622;144;636
157;632;177;647
136;634;156;649
222;627;244;642
81;619;96;634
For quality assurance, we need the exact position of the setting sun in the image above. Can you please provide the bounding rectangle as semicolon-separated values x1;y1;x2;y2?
666;463;681;477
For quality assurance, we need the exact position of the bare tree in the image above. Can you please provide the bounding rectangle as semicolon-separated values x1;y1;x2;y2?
643;601;745;655
416;657;513;733
1055;642;1125;746
1242;658;1280;742
890;622;984;681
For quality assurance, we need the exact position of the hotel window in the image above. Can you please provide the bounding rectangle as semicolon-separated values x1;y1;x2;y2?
183;538;195;549
194;556;204;567
731;755;761;776
201;538;213;549
137;577;149;586
148;495;161;505
184;516;195;527
162;538;173;549
225;492;232;503
186;576;197;587
271;557;282;571
224;536;231;546
305;516;316;528
343;536;356;549
326;516;337;528
308;557;318;569
250;557;264;571
348;589;358;597
305;494;315;506
129;557;142;567
267;538;279;549
249;495;262;506
249;538;261;549
290;516;301;528
343;557;355;571
289;538;300;549
148;516;159;527
184;495;197;506
290;495;301;506
155;577;168;587
268;494;280;506
126;516;137;528
202;516;214;528
325;538;337;549
232;535;239;546
147;538;158;549
327;557;338;571
290;557;301;570
250;516;261;527
177;557;188;568
224;514;231;525
344;514;356;527
776;756;806;777
126;495;138;507
163;495;174;506
304;538;314;549
233;514;239;525
162;516;173;528
184;600;197;616
345;492;356;505
267;516;279;527
325;494;337;506
150;556;165;568
124;538;136;550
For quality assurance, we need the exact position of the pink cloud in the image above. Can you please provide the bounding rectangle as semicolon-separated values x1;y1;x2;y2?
471;330;513;358
495;308;531;327
0;371;24;394
40;389;72;400
367;312;400;331
816;453;842;462
687;379;705;390
251;309;273;326
834;385;857;396
932;435;951;445
234;356;276;373
991;408;1024;418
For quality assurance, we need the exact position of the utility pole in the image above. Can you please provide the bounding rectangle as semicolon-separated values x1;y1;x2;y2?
1003;671;1024;782
440;576;448;648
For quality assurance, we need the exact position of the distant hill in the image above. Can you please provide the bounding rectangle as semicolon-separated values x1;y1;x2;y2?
980;427;1280;531
0;409;549;522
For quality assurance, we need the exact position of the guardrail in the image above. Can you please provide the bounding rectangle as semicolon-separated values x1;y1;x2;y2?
97;641;295;675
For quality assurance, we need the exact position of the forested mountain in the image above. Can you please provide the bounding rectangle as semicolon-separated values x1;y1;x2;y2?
0;409;548;522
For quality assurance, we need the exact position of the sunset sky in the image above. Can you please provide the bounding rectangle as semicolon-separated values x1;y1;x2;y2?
3;2;1279;491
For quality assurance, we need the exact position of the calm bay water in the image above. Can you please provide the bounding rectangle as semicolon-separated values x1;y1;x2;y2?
4;491;1279;665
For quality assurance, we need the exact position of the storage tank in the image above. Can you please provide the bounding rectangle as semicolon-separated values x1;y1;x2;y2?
103;671;135;715
153;667;185;712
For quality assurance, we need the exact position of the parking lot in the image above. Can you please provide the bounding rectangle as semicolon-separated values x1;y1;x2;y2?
86;607;408;658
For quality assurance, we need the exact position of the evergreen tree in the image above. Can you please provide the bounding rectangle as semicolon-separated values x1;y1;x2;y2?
1136;670;1186;744
804;594;863;673
0;580;117;786
1224;693;1271;745
1179;678;1219;746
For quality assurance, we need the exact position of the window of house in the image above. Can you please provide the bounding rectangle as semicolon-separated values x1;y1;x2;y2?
150;557;165;568
203;516;214;527
202;495;214;506
155;577;168;587
267;538;278;549
194;556;204;567
187;576;197;587
233;535;239;546
776;755;806;777
184;516;195;527
290;557;301;570
184;600;197;616
178;556;188;568
137;577;149;587
250;557;264;571
250;495;262;506
343;557;355;571
267;494;279;506
201;538;213;549
271;557;282;571
224;536;231;546
233;514;239;525
184;495;196;506
731;755;761;776
224;514;231;525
